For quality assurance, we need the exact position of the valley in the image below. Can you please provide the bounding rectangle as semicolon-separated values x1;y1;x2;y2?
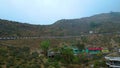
0;12;120;68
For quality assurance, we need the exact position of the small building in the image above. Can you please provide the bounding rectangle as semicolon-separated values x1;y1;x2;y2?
47;51;55;58
105;52;120;68
105;57;120;68
86;47;102;54
102;48;109;54
47;49;60;58
72;47;79;55
72;47;84;55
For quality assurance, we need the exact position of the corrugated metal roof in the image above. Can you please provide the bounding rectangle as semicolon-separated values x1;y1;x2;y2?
88;47;102;50
105;57;120;61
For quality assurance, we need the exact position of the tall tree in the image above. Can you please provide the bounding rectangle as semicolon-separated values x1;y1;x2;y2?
60;47;74;63
40;40;50;56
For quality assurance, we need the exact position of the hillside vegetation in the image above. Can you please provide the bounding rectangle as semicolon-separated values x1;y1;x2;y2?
0;12;120;68
0;12;120;37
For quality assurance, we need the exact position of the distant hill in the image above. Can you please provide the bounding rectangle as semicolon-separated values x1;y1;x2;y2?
0;12;120;37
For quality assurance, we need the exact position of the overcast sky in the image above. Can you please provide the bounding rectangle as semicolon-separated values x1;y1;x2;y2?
0;0;120;25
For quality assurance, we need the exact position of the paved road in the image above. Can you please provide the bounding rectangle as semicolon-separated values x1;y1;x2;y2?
0;32;120;40
0;36;83;40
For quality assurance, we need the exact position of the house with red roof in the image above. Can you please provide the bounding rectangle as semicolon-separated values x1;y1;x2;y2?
86;47;102;54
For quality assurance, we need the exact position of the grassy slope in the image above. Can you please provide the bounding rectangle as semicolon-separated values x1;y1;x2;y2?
0;34;120;50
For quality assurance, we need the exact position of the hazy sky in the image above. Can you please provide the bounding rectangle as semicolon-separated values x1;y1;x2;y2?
0;0;120;25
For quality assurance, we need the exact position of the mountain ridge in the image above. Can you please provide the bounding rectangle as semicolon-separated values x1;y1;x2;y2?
0;12;120;37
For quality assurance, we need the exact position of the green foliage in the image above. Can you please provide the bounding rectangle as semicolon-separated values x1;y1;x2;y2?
31;52;39;58
79;54;88;63
90;22;100;29
40;40;50;56
45;58;60;68
93;60;106;68
1;12;120;36
40;40;50;50
60;47;74;64
0;47;8;57
52;62;60;68
0;46;42;68
72;56;80;64
49;61;60;68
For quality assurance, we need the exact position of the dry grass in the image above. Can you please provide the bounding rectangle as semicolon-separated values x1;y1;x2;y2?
0;38;76;50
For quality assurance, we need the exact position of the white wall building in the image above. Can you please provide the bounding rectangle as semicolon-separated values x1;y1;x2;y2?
105;57;120;68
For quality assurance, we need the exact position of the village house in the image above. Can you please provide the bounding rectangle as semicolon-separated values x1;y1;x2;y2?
105;48;120;68
47;45;106;58
86;47;102;54
47;48;60;58
102;48;109;54
105;52;120;68
63;46;103;55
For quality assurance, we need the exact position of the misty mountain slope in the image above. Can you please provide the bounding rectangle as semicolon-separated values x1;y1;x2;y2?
0;12;120;37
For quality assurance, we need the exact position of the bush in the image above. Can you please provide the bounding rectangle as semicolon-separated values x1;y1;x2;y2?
93;60;107;68
31;52;39;58
72;56;80;64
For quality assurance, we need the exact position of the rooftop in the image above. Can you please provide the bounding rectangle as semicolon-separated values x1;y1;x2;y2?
105;56;120;61
105;52;120;61
88;47;102;50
